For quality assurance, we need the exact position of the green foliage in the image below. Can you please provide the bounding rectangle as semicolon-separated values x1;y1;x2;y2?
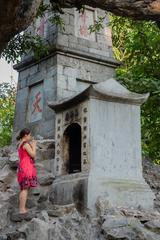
0;1;65;63
89;13;107;33
0;83;16;147
1;34;49;63
49;14;65;32
36;2;51;18
36;1;65;31
110;15;160;164
1;2;104;63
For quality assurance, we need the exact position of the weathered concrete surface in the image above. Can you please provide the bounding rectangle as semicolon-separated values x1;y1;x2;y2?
88;95;154;211
49;173;88;210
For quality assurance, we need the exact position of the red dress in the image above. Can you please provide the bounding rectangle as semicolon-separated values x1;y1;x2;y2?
17;141;38;190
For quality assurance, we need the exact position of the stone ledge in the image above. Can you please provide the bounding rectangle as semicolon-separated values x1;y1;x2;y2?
13;46;121;72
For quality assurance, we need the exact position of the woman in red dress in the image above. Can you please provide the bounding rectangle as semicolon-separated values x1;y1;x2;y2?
17;128;38;214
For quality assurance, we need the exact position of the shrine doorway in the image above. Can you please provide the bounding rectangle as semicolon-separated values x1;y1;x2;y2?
63;123;81;174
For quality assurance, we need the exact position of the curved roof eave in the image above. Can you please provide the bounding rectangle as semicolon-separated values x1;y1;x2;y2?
48;79;149;112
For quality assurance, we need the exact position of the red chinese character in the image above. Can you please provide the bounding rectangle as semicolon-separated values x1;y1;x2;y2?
36;18;46;36
32;92;42;114
79;12;89;37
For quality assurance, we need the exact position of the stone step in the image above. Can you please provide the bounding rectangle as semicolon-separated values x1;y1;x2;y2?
10;210;37;222
47;203;76;217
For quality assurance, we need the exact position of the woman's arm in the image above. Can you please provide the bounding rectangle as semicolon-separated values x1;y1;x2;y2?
23;141;36;158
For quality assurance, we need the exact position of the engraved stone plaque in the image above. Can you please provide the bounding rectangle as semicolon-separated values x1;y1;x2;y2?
35;17;47;37
75;9;96;41
27;83;43;122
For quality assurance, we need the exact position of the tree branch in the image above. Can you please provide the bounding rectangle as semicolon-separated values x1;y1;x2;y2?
1;0;160;55
51;0;160;21
0;0;41;53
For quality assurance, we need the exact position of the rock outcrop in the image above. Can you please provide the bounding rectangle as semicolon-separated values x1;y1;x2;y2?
143;157;160;212
0;140;160;239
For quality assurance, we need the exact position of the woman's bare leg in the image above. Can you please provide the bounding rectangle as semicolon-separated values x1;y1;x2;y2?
19;189;28;213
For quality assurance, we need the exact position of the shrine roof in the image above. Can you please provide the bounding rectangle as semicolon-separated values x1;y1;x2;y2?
48;78;149;112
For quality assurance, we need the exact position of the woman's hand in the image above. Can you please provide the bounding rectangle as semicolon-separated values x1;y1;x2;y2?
31;140;37;147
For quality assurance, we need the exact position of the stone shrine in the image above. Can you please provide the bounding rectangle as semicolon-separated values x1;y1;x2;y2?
12;2;154;213
48;78;154;212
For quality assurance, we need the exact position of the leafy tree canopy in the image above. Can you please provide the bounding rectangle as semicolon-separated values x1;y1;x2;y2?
0;83;16;147
110;16;160;164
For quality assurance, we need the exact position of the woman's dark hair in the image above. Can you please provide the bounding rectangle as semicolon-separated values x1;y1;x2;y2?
16;128;31;141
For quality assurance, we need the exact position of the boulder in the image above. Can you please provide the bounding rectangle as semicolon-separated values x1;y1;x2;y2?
29;185;41;196
0;157;8;169
10;210;36;222
0;164;17;191
144;219;160;234
38;173;55;186
26;197;38;209
35;135;44;140
47;204;75;217
101;214;160;240
37;210;49;222
8;152;19;169
35;159;54;173
96;196;112;215
0;235;7;240
19;218;50;240
36;139;55;162
0;203;9;230
3;228;21;240
38;190;49;203
0;190;15;203
0;165;11;182
142;158;160;210
133;223;160;240
102;215;133;229
0;146;11;157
